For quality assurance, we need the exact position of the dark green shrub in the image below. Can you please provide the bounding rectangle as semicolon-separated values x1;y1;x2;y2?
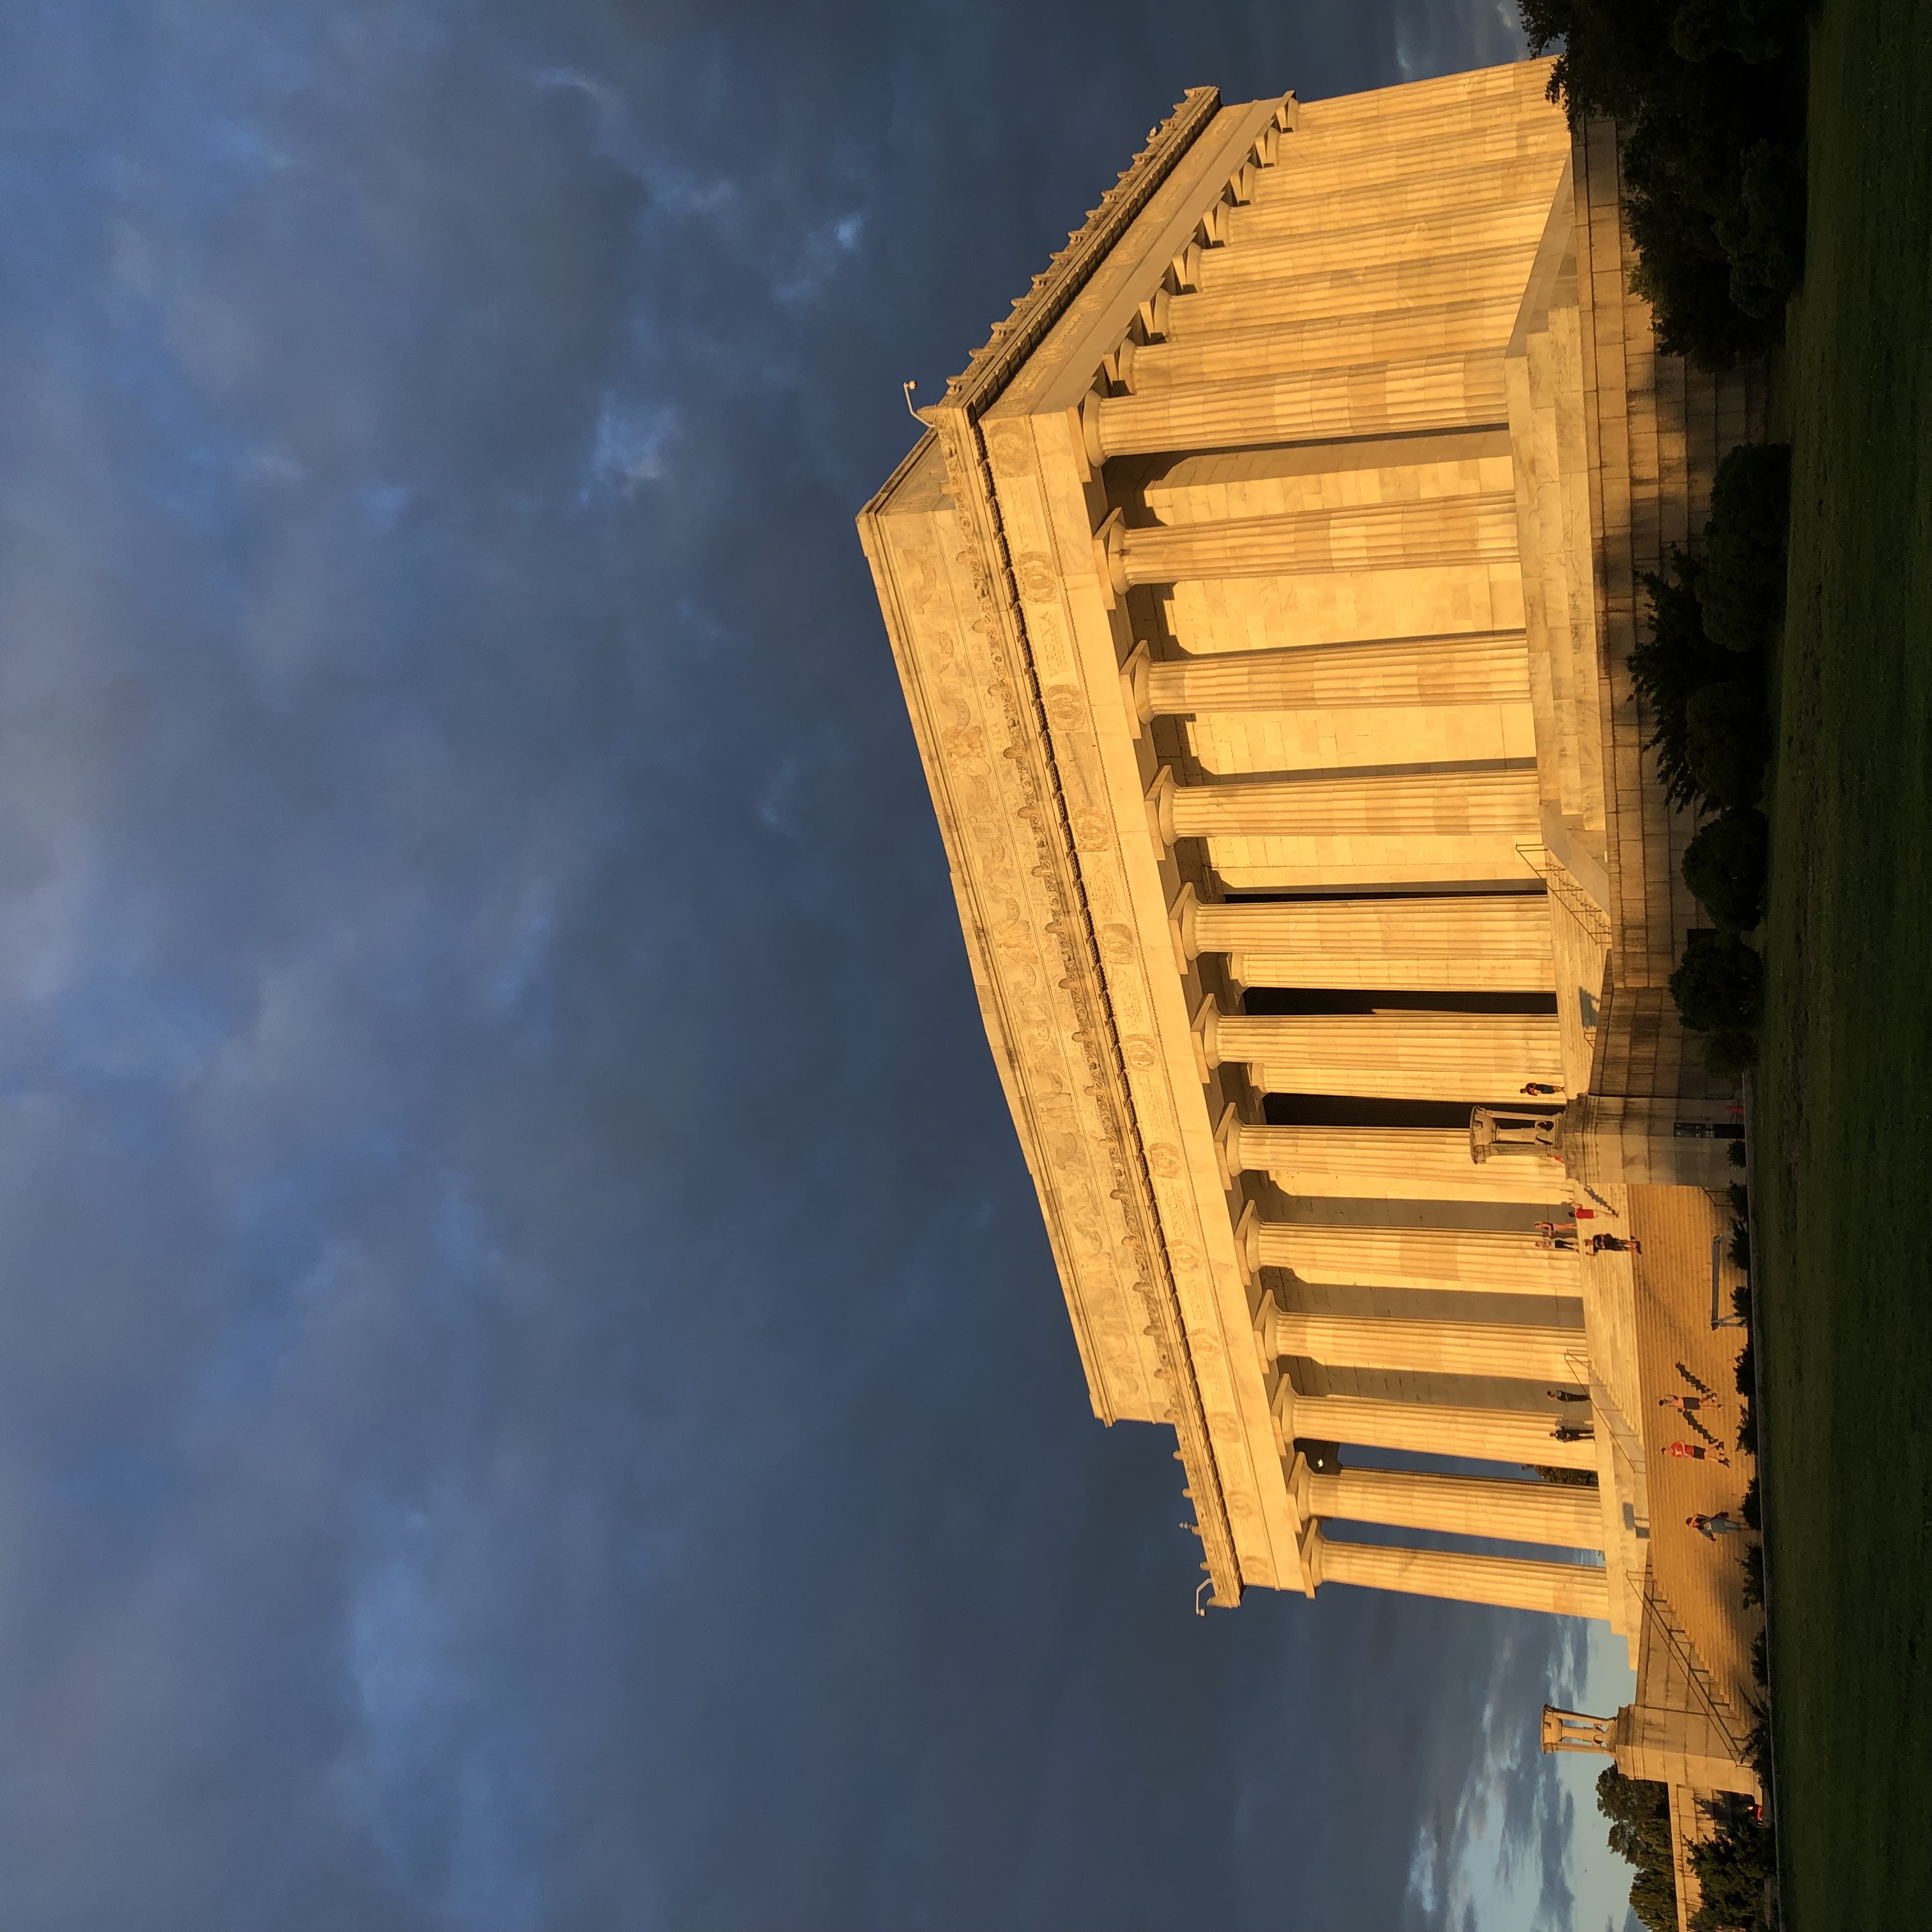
1703;1027;1758;1077
1633;551;1733;809
1671;0;1805;63
1718;139;1809;319
1737;1399;1758;1455
1627;180;1782;367
1742;1706;1774;1802
1685;687;1768;808
1729;1137;1747;1167
1688;1796;1775;1932
1683;806;1769;924
1670;931;1763;1031
1750;1625;1767;1683
1742;1471;1762;1531
1728;1220;1752;1271
1727;1181;1750;1216
1699;443;1793;651
1734;1331;1756;1396
1740;1538;1765;1608
1520;6;1807;369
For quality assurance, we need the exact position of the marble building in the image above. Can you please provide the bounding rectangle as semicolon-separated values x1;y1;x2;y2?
857;59;1763;1846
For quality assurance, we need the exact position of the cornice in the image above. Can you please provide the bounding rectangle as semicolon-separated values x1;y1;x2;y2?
943;88;1223;421
866;86;1244;1603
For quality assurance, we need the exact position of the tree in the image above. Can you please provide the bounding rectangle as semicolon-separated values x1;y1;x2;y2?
1632;550;1734;811
1669;931;1764;1032
1683;686;1768;809
1596;1767;1679;1932
1699;443;1794;651
1683;807;1770;927
1518;4;1809;366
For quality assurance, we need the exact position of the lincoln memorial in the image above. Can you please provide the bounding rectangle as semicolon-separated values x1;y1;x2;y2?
858;56;1762;1837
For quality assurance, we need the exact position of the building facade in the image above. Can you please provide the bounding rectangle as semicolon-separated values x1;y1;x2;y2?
857;60;1761;1826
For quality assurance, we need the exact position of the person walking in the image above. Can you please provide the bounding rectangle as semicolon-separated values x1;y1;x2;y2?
1660;1393;1721;1415
1521;1081;1559;1096
1666;1439;1730;1467
1588;1233;1641;1255
1545;1388;1591;1404
1688;1512;1745;1538
1551;1422;1594;1443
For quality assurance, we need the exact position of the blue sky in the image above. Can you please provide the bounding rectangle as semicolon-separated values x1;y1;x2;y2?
0;2;1643;1926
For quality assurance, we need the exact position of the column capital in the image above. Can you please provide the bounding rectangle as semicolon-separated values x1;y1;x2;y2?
1119;640;1153;733
1166;881;1200;974
1144;765;1178;848
1190;993;1223;1079
1213;1103;1246;1190
1251;1291;1285;1370
1232;1199;1260;1285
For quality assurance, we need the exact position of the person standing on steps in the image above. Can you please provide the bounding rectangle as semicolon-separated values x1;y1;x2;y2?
1689;1512;1745;1538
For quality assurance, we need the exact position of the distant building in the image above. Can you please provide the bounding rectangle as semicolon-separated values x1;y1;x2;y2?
858;59;1760;1820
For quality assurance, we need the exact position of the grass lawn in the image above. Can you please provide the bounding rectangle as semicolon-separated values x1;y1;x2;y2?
1754;0;1932;1924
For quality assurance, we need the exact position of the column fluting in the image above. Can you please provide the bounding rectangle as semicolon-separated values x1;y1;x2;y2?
1289;1390;1595;1469
1202;1004;1563;1100
1300;1463;1603;1550
1306;1528;1612;1619
1084;350;1506;459
1245;1221;1579;1295
1261;1303;1583;1383
1137;631;1528;716
1109;494;1519;590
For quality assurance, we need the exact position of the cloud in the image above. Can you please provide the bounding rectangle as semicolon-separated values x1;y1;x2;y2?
0;3;1597;1929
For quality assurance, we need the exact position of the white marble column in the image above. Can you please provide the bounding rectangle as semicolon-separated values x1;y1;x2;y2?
1305;1527;1612;1620
1082;349;1506;460
1258;1300;1583;1383
1285;1388;1595;1469
1103;494;1518;594
1128;631;1528;719
1240;154;1569;234
1217;1114;1565;1204
1150;244;1551;337
1296;1460;1603;1550
1239;1217;1579;1295
1197;1000;1563;1100
1149;765;1538;846
1123;296;1522;389
1209;201;1552;280
1171;887;1554;993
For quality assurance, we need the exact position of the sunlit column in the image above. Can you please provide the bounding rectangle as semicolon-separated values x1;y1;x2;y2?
1198;1002;1563;1100
1296;1460;1603;1551
1258;1300;1583;1383
1128;631;1528;718
1103;494;1518;594
1082;350;1506;460
1304;1527;1612;1619
1285;1390;1597;1471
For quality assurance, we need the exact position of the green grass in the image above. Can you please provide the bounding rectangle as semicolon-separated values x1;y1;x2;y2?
1754;1;1932;1924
